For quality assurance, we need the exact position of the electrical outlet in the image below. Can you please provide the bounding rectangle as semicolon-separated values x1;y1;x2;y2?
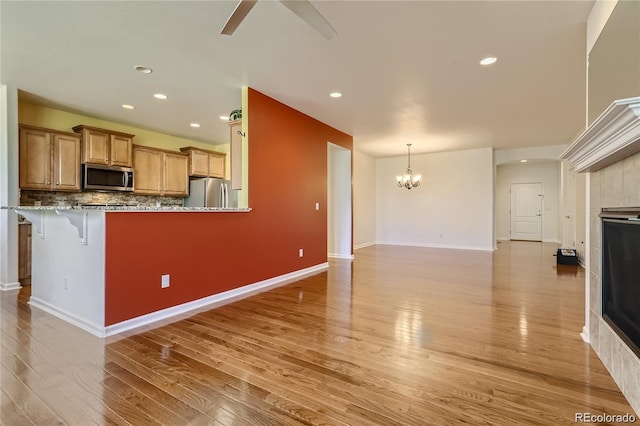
315;202;319;210
64;276;70;290
299;248;304;257
161;274;170;288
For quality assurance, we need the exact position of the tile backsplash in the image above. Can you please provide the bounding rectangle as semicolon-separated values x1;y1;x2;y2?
20;190;184;207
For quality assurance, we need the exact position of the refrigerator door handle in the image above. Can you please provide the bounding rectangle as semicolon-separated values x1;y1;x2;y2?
223;183;229;208
219;183;224;208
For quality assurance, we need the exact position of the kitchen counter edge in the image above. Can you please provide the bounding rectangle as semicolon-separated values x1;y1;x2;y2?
2;206;252;212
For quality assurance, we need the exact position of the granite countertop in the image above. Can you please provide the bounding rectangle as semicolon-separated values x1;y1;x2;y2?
2;205;252;212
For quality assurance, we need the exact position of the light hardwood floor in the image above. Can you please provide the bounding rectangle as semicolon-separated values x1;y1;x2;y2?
1;241;635;425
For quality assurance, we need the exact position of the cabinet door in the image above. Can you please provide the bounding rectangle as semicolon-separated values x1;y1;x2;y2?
53;134;81;191
133;147;162;194
18;223;31;281
208;153;225;178
110;135;133;167
82;129;110;165
164;153;189;196
19;127;52;189
229;121;242;189
189;149;209;177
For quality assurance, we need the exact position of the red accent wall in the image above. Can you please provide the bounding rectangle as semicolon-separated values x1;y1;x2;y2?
104;88;352;325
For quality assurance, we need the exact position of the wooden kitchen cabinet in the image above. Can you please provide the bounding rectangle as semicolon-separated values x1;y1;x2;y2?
180;146;226;179
133;146;162;194
208;153;225;178
133;145;188;196
73;125;133;167
229;120;242;189
19;125;81;191
18;223;32;285
164;152;189;196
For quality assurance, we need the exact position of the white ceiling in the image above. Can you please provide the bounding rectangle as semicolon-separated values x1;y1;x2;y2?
0;0;594;157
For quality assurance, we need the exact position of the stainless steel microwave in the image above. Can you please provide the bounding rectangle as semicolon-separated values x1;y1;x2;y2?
82;164;134;192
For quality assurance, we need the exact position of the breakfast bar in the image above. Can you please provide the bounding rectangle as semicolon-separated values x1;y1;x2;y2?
8;205;256;337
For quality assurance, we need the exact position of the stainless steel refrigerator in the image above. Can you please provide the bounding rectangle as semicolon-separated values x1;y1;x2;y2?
184;178;238;208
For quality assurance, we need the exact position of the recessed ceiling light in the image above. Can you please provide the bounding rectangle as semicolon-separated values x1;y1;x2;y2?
219;115;229;121
520;159;528;163
330;92;342;98
480;57;497;66
121;104;135;110
154;93;167;100
134;65;153;74
190;123;201;128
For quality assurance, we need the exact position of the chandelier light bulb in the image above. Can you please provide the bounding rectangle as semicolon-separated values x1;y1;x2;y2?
397;144;421;190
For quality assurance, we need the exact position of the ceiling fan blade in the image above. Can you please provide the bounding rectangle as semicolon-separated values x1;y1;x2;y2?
280;0;337;39
221;0;258;35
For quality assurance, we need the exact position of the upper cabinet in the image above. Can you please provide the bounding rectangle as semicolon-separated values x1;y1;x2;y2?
72;125;133;167
228;120;242;190
19;124;81;192
133;145;189;197
180;146;226;179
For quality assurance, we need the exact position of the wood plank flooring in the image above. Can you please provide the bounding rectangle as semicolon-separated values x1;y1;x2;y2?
1;241;636;425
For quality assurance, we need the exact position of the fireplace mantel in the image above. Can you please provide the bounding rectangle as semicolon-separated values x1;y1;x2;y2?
561;97;640;172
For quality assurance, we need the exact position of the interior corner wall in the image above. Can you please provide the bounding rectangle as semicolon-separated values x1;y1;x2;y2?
104;87;353;325
495;161;561;242
375;147;494;251
353;150;376;248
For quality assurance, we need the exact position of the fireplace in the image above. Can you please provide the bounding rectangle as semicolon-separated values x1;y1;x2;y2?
560;97;640;414
602;211;640;358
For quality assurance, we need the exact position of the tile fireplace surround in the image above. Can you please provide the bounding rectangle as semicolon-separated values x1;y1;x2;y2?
562;97;640;414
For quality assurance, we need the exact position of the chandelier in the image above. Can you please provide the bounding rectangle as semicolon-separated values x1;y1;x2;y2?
396;144;421;189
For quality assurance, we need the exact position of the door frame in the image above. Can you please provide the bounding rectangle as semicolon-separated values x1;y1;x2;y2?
327;142;353;259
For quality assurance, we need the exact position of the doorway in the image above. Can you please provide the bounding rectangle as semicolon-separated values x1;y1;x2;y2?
327;143;352;259
510;182;543;241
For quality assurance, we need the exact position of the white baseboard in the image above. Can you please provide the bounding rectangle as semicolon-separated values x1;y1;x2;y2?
580;325;590;343
103;262;329;338
353;242;375;250
29;297;104;337
375;241;495;252
496;237;510;241
328;253;355;260
0;281;21;291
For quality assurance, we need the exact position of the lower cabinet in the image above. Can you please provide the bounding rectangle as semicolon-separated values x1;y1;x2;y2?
18;223;32;285
133;145;188;196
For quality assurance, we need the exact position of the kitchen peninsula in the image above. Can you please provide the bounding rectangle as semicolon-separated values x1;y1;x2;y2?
6;205;253;337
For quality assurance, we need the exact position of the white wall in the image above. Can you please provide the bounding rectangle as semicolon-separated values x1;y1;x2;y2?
0;84;20;290
495;161;561;242
327;144;352;258
29;211;105;335
494;144;567;165
587;0;618;54
353;150;376;249
376;147;494;251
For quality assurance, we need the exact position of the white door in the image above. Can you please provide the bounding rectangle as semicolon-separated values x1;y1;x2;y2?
510;183;542;241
